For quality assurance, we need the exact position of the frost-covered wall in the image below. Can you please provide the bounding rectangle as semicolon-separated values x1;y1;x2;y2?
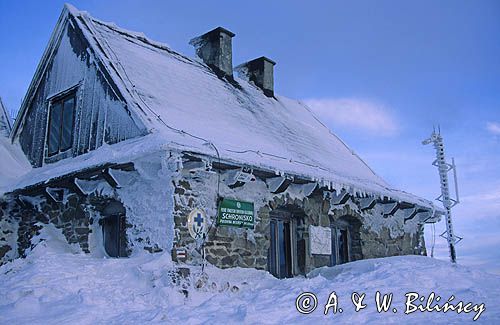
16;15;144;167
115;152;176;254
1;150;426;274
0;151;176;264
171;163;427;274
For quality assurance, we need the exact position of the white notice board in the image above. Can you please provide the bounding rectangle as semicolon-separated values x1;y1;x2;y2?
309;225;332;255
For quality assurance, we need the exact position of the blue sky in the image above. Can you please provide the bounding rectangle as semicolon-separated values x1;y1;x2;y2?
1;1;499;273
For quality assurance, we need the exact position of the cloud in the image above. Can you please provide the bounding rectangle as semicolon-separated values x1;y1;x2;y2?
461;189;500;203
303;98;399;136
486;122;500;135
457;187;500;220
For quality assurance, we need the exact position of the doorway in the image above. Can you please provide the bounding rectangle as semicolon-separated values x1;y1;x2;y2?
330;215;362;266
268;210;293;278
101;201;128;258
331;226;350;266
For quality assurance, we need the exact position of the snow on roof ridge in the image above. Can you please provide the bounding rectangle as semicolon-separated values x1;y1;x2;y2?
64;3;87;18
53;4;438;210
67;6;341;133
71;7;385;185
77;10;392;188
66;4;182;61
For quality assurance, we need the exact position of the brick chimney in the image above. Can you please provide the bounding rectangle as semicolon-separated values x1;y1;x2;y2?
235;56;276;97
189;27;235;79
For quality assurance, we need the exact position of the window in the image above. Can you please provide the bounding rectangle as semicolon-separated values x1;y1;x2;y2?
330;224;350;266
47;94;75;156
268;210;294;278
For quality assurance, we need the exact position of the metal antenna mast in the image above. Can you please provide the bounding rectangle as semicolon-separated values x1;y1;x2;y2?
422;128;462;263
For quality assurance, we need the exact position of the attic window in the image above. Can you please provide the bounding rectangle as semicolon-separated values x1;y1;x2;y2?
47;93;76;156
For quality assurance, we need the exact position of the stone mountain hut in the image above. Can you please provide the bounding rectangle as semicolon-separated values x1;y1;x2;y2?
0;4;442;278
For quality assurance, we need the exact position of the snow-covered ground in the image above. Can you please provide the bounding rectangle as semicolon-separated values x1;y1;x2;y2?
0;226;498;324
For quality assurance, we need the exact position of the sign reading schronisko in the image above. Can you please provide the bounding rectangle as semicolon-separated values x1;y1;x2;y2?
217;198;254;229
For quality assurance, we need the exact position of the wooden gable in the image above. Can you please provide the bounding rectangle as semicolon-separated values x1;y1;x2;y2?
11;8;147;167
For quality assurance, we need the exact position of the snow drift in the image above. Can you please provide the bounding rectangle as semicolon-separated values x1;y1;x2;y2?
0;226;498;324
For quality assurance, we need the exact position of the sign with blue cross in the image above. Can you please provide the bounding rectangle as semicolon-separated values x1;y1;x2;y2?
187;208;208;240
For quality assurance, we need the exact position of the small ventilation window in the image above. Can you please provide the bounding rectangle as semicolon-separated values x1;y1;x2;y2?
47;93;75;156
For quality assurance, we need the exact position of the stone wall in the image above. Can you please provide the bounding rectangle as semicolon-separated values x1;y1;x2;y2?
0;191;114;263
1;153;427;274
0;200;17;262
172;168;271;270
0;153;176;265
171;167;427;275
0;186;167;264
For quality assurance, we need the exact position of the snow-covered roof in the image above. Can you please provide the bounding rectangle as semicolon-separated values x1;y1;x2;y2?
0;97;12;138
0;137;31;194
6;5;439;210
0;97;30;193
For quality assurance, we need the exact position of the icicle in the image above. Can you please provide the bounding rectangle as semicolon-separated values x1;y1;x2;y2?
205;158;212;171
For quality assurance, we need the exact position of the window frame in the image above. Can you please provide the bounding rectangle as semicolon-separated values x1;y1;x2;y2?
268;210;295;278
46;91;76;158
330;221;352;266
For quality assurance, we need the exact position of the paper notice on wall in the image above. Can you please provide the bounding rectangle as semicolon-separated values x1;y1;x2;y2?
309;225;332;255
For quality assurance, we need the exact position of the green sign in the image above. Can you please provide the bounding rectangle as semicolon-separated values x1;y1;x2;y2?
217;198;254;229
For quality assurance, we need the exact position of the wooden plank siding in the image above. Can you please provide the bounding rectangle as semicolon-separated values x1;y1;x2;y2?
17;17;145;167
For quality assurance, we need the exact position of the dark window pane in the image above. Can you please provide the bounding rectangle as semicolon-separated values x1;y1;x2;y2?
339;229;348;264
48;102;62;156
103;215;119;257
269;220;277;276
343;230;349;262
60;97;75;151
331;228;338;266
283;221;292;277
278;221;286;278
